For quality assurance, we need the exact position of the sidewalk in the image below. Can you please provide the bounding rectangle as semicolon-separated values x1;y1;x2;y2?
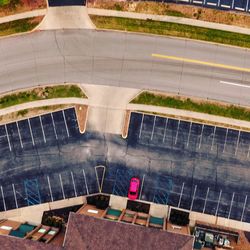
0;9;47;25
87;8;250;35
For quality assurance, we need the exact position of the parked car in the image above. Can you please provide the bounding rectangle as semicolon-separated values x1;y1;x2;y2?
128;177;140;200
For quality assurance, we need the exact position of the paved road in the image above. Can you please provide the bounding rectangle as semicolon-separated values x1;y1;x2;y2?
0;29;250;106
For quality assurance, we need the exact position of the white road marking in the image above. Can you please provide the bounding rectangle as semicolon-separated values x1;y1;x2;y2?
82;169;89;195
241;195;248;221
12;183;18;208
235;7;245;10
16;122;23;148
178;182;185;208
62;110;69;138
193;0;202;3
175;120;180;145
163;118;168;143
59;174;65;199
235;131;240;156
223;128;228;153
211;126;216;151
139;174;145;200
47;176;53;202
220;80;250;88
71;171;77;197
51;113;58;140
39;116;46;143
203;187;210;213
198;124;204;149
190;185;197;211
186;122;192;147
228;192;235;219
215;190;222;216
139;114;144;139
4;125;11;151
150;116;156;141
0;186;6;211
28;119;35;146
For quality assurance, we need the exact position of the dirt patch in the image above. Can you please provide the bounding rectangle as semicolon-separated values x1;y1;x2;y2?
89;1;250;28
0;104;73;125
122;110;130;138
75;104;88;134
0;0;47;18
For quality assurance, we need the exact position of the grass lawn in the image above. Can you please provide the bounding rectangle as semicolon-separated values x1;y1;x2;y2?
90;15;250;48
131;91;250;122
0;0;10;6
0;85;86;109
0;16;43;36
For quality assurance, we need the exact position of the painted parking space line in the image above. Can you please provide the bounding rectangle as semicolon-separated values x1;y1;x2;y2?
235;131;240;156
12;184;18;209
198;124;204;149
16;122;23;149
152;54;250;73
190;185;197;211
223;128;228;153
51;113;58;140
186;122;192;147
150;116;156;141
235;6;245;10
62;110;70;138
228;192;235;219
178;182;185;208
247;145;250;158
28;119;35;146
162;118;168;143
139;113;144;139
215;190;222;216
207;2;217;5
47;176;53;202
39;116;46;143
193;0;202;3
203;187;210;213
221;4;231;8
139;174;145;200
82;169;89;195
0;186;6;211
211;126;216;151
59;174;65;200
241;195;248;221
71;171;77;197
4;125;11;151
175;120;180;145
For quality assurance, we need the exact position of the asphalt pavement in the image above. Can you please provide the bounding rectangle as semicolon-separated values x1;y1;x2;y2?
0;30;249;106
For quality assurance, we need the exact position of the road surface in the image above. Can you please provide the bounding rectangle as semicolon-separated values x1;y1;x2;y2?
0;29;249;105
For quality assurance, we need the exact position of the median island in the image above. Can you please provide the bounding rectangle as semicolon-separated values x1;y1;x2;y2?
90;15;250;49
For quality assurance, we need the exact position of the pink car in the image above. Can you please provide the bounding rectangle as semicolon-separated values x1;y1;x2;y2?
128;177;140;200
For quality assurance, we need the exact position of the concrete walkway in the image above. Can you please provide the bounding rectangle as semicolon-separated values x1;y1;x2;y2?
88;8;250;35
39;6;95;30
0;9;47;24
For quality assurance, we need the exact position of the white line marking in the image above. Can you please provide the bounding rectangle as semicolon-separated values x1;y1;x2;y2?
207;2;217;5
39;116;46;143
203;187;210;213
220;80;250;88
16;122;23;148
139;114;144;139
62;110;69;138
223;128;228;153
193;0;202;3
12;184;18;208
0;186;6;211
186;122;192;147
198;124;204;149
5;125;11;151
82;169;89;195
71;171;77;197
211;126;216;151
47;176;53;202
175;120;180;145
221;4;230;8
247;145;250;158
150;116;156;141
228;192;235;219
178;182;185;208
235;131;240;156
180;0;189;2
190;185;197;211
28;119;35;146
215;190;222;216
235;7;245;10
163;118;168;143
51;113;58;140
139;174;145;200
59;174;65;199
241;195;248;221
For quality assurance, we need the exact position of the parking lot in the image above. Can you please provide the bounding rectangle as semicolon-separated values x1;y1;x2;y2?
124;112;250;222
0;109;250;224
0;107;99;211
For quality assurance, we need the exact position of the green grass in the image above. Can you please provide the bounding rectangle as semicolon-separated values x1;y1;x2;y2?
0;17;41;36
90;15;250;48
131;92;250;122
0;0;10;6
0;85;86;109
